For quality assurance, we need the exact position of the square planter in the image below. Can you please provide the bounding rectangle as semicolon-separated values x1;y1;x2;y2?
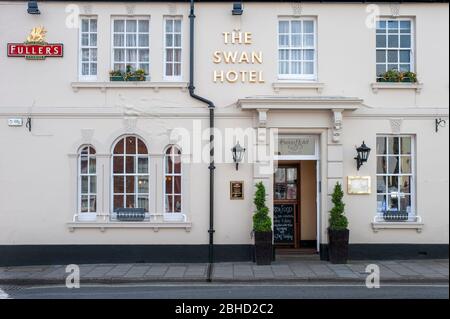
254;231;273;265
328;228;349;264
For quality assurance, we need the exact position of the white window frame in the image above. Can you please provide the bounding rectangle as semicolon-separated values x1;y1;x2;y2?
79;17;98;81
111;16;150;78
111;136;150;218
375;18;415;78
376;135;416;220
78;145;97;221
163;145;183;220
163;17;183;81
277;17;317;81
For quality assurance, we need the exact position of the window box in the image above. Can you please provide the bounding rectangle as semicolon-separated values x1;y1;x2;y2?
382;211;409;222
110;75;126;81
116;208;146;222
377;77;416;83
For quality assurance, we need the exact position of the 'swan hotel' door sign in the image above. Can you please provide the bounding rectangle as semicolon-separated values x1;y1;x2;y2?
7;26;63;60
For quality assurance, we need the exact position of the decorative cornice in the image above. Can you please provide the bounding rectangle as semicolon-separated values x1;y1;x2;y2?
238;96;363;110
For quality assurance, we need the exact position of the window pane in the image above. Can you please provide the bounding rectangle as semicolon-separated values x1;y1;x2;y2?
81;195;89;212
387;50;398;63
174;176;181;194
138;49;149;62
376;35;386;48
166;155;173;173
138;176;149;193
376;20;386;30
81;19;89;32
126;137;136;154
388;156;400;174
138;196;149;212
377;156;387;174
126;49;137;62
279;21;289;33
89;157;96;174
399;50;410;63
126;195;135;208
291;34;301;46
174;34;181;47
166;34;173;47
165;176;173;195
126;34;136;47
399;64;410;72
303;21;314;33
81;176;89;193
174;156;181;173
274;184;286;200
114;20;125;32
376;137;387;154
114;176;124;193
174;49;182;63
126;20;137;32
166;49;173;62
90;33;97;46
89;196;97;212
114;195;124;211
291;21;301;33
388;20;398;30
388;195;399;211
82;48;89;61
90;19;97;32
377;176;386;193
279;61;289;74
137;158;148;173
400;195;411;213
275;168;285;183
303;35;314;47
401;156;412;174
291;62;301;74
166;20;174;32
388;137;400;154
388;35;399;48
286;184;297;200
303;62;313;74
400;35;411;48
401;137;412;154
80;156;88;174
89;176;96;194
126;156;135;174
138;34;149;47
165;195;173;212
137;139;148;154
377;195;387;212
376;64;386;76
174;20;181;32
279;35;289;46
303;49;314;61
113;156;124;173
138;20;149;33
387;176;399;193
376;50;386;63
174;196;182;212
400;20;411;31
291;49;301;60
114;49;125;62
126;176;135;193
400;176;411;193
279;49;289;60
114;34;124;47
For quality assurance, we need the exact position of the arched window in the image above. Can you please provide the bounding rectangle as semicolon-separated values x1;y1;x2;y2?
164;145;182;214
112;136;149;213
79;146;97;217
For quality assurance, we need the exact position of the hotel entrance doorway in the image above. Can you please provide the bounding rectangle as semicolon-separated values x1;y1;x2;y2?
273;161;317;251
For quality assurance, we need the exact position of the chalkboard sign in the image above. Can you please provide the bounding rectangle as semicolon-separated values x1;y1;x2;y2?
274;204;295;244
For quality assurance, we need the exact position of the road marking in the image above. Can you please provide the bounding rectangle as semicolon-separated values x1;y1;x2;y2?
24;283;449;290
0;288;11;299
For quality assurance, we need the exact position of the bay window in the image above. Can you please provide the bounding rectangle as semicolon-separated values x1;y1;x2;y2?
278;19;316;80
112;18;150;76
112;136;149;215
376;135;415;220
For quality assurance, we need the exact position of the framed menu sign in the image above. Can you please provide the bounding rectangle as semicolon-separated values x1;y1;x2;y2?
230;181;244;200
347;176;371;195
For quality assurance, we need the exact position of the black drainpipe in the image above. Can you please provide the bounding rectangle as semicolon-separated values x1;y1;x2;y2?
188;0;216;283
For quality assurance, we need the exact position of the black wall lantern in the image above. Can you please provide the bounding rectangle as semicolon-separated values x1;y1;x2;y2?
354;141;371;170
27;1;41;14
232;2;244;15
231;142;246;170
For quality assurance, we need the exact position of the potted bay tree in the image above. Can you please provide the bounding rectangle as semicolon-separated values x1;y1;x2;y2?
253;182;273;265
328;182;349;264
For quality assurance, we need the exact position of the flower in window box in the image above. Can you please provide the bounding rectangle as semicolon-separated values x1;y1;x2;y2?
399;71;417;83
109;69;125;81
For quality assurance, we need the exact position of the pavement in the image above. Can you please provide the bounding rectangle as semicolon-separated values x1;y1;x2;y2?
0;257;448;285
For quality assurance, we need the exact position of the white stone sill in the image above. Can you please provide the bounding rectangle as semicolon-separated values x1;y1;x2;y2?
371;221;423;233
272;81;324;93
71;81;188;92
371;82;423;93
67;221;192;232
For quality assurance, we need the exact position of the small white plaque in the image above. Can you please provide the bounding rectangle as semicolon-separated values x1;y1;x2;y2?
347;176;371;195
8;118;23;127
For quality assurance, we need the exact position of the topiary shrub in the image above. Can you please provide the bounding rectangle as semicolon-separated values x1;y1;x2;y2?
253;182;272;232
329;182;348;231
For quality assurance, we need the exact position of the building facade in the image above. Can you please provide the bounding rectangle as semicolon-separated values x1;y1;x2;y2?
0;0;448;266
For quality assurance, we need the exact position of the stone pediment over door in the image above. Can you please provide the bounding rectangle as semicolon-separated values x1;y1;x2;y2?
236;96;364;142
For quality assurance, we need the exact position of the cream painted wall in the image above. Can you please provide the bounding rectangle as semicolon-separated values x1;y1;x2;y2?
0;1;448;247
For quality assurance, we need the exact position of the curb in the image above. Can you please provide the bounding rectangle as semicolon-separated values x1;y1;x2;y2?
1;276;448;286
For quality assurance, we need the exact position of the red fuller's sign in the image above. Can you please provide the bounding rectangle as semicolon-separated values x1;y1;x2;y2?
7;26;63;60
